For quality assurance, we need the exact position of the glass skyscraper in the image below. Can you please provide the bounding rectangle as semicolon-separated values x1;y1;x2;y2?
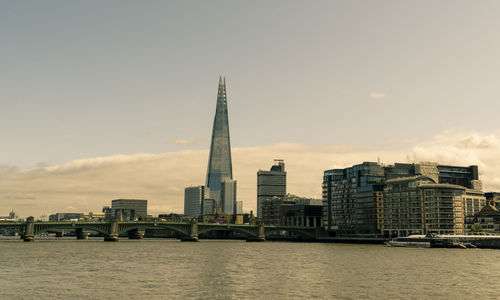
206;77;234;212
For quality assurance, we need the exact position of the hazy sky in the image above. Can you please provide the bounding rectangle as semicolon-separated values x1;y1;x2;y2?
1;1;500;217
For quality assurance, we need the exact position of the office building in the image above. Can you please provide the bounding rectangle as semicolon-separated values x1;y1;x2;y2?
220;179;237;215
49;212;84;222
206;77;234;205
111;199;147;221
257;159;286;217
236;201;243;214
323;161;484;236
184;186;210;217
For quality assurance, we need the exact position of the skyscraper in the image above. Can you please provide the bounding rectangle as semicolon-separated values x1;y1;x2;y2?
257;159;286;217
184;186;210;217
206;77;234;208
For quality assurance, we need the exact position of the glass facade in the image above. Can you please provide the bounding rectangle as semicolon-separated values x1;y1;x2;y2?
206;77;233;205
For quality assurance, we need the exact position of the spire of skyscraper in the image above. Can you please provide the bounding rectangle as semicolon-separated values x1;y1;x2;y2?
206;76;233;205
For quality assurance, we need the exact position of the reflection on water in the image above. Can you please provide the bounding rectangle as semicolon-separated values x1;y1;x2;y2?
1;238;500;299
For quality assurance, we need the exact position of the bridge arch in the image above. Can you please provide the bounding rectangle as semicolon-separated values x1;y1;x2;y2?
198;227;258;238
264;228;317;240
155;224;190;237
0;227;25;236
34;225;110;236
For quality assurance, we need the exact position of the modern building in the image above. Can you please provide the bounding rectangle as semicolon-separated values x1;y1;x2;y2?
236;201;243;214
158;213;186;222
382;176;466;237
257;159;286;217
323;161;484;236
184;186;210;217
111;199;147;221
206;77;234;206
49;212;84;222
220;179;237;215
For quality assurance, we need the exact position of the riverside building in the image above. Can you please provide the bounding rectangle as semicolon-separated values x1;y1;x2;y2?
257;159;286;217
323;162;485;237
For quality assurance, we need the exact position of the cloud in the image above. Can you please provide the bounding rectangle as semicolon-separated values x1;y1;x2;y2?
168;138;192;146
369;92;387;99
167;137;206;147
2;130;500;218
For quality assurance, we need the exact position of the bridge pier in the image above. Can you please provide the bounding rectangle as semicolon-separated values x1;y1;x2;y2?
128;229;145;240
55;230;65;238
181;218;198;242
104;221;119;242
23;216;35;242
246;221;265;242
76;228;90;240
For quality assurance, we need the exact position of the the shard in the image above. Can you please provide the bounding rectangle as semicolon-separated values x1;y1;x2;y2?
206;77;233;205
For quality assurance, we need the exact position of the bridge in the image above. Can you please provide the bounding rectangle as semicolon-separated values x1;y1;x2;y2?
0;217;323;242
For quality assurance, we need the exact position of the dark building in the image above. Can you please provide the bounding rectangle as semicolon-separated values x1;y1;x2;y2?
49;212;83;222
485;192;500;209
261;194;321;226
285;204;323;228
111;199;147;221
257;160;286;217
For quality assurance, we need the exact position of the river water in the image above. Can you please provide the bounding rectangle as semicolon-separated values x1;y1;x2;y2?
1;238;500;299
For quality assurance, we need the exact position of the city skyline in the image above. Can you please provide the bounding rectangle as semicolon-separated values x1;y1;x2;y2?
2;1;500;217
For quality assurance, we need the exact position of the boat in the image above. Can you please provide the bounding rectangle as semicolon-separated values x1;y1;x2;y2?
385;235;431;248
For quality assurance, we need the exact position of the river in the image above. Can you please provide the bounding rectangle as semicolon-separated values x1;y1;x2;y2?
0;238;499;299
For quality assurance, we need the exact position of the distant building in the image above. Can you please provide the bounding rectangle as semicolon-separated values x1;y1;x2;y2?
220;179;237;215
202;198;217;215
102;206;113;220
111;199;147;221
82;212;106;221
49;212;84;222
257;159;286;217
184;186;210;217
206;77;234;205
236;201;243;214
158;213;185;222
0;210;17;222
323;161;484;236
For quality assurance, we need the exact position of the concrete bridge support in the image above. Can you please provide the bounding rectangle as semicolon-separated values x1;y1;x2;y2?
181;218;198;242
247;220;265;242
128;228;145;240
23;216;35;242
104;221;119;242
76;228;90;240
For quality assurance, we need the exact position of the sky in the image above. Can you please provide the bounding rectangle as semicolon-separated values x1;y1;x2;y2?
1;1;500;217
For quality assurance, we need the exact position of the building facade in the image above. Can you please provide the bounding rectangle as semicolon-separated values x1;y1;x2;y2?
111;199;148;221
257;159;286;217
220;179;237;215
206;77;234;206
184;186;210;217
323;161;484;236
